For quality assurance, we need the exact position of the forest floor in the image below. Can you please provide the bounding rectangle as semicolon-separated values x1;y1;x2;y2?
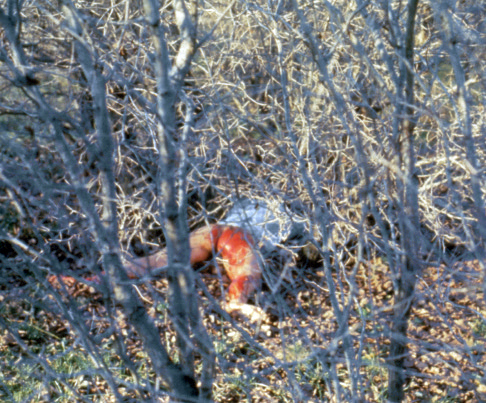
1;256;485;402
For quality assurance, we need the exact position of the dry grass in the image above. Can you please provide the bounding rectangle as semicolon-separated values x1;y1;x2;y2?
1;255;484;401
0;0;485;401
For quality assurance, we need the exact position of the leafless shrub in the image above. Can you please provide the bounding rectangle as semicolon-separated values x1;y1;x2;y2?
0;0;485;401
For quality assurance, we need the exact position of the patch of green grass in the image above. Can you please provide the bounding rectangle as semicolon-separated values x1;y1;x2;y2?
472;318;486;338
0;319;150;402
360;302;373;319
279;340;309;362
277;342;331;399
213;373;256;402
295;359;328;399
0;341;94;402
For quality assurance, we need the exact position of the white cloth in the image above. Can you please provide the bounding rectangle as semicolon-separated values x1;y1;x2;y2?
221;199;294;251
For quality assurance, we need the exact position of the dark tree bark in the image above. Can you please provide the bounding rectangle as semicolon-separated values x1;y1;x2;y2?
387;1;420;401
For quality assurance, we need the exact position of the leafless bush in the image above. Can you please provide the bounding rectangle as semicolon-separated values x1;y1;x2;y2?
0;0;485;401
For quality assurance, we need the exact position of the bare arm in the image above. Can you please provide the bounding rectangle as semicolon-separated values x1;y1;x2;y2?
125;224;262;303
123;225;223;278
50;224;262;305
